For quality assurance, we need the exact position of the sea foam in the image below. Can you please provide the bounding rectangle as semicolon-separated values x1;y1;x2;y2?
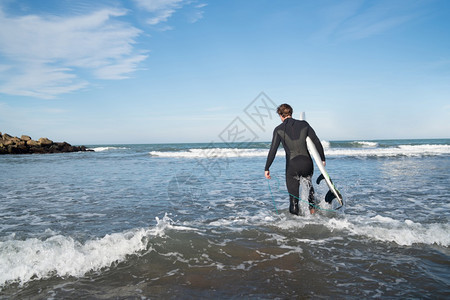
148;144;450;158
0;213;193;288
270;212;450;247
0;229;149;288
89;146;128;152
324;215;450;246
149;148;272;158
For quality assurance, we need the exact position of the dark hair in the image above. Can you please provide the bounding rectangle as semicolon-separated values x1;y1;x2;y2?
277;104;293;117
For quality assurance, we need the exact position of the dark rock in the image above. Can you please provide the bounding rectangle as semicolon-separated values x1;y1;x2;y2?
2;133;12;140
0;145;7;154
38;137;53;146
3;139;14;146
26;140;40;147
28;146;47;154
0;132;92;155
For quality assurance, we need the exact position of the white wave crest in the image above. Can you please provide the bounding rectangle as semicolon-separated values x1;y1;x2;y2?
327;144;450;157
355;141;379;147
149;148;272;158
0;213;194;288
149;144;450;158
89;146;128;152
325;215;450;246
0;229;148;288
272;212;449;247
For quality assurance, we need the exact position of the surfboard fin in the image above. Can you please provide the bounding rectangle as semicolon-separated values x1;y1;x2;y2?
324;190;344;209
316;174;325;184
317;173;344;208
317;173;334;185
325;190;336;203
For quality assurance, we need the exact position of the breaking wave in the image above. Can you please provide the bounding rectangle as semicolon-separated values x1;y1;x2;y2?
0;214;194;289
149;144;450;158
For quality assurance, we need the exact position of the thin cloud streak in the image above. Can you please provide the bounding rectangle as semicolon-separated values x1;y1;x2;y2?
133;0;206;26
133;0;184;25
0;64;89;99
314;0;424;42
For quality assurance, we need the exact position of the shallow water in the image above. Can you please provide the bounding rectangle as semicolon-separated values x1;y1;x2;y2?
1;140;449;298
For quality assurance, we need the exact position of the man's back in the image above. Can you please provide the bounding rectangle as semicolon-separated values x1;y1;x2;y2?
275;118;311;161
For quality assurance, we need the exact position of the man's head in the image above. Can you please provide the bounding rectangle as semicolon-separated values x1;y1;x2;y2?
277;104;293;118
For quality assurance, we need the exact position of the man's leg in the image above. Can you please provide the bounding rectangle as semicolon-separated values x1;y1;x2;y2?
286;170;300;215
303;176;316;214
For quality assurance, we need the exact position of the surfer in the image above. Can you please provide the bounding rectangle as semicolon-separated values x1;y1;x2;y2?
264;104;326;215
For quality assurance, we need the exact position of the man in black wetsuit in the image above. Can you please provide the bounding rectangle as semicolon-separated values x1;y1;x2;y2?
264;104;326;215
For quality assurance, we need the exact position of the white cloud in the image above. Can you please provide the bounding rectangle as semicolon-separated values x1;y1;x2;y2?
134;0;183;25
94;54;148;79
133;0;184;12
147;8;176;25
133;0;206;26
0;7;148;99
0;63;89;99
188;3;207;23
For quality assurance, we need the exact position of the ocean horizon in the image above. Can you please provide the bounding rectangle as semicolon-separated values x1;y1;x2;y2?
1;138;449;298
79;137;450;147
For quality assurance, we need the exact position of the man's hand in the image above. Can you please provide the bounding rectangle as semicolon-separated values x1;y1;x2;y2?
322;161;326;167
265;170;271;179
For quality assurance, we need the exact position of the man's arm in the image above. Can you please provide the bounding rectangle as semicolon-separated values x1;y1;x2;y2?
265;128;281;176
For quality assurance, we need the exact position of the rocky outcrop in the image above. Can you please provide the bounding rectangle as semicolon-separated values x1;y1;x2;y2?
0;132;92;154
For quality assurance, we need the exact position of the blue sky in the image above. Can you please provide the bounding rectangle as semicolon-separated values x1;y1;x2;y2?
0;0;449;144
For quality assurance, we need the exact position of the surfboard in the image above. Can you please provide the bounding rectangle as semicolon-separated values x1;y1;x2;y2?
306;136;344;207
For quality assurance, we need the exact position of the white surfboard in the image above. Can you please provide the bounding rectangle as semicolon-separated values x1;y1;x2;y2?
306;136;343;207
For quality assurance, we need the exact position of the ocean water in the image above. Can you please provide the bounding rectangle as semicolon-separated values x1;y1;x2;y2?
0;139;449;299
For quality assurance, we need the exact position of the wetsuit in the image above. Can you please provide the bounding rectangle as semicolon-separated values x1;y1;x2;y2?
265;118;325;215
